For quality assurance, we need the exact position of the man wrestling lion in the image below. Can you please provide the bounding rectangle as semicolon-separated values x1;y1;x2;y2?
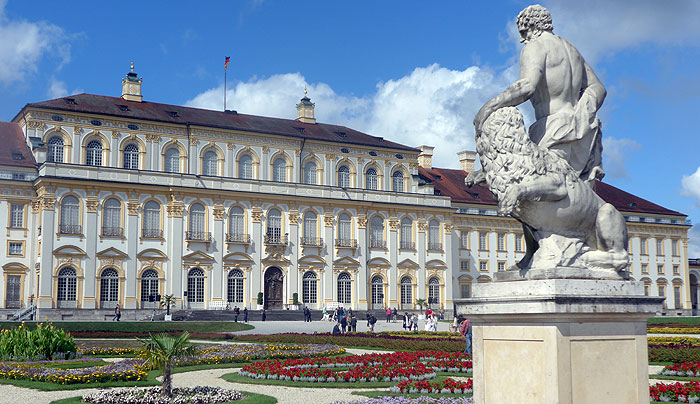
478;107;629;274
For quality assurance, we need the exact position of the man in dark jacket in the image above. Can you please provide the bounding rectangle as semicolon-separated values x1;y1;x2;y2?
340;314;348;333
350;315;357;332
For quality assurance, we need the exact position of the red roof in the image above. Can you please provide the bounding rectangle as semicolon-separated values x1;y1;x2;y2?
419;166;685;217
19;93;417;152
0;122;37;169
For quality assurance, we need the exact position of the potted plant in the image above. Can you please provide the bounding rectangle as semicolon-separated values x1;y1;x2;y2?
160;294;176;321
139;332;196;398
290;292;300;310
416;298;427;319
257;292;264;310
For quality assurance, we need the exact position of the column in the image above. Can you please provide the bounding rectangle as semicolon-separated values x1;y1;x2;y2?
189;139;198;175
417;219;427;305
388;217;399;306
227;144;235;177
357;213;368;308
288;210;299;305
323;212;334;304
124;199;139;309
250;206;263;307
444;222;454;310
166;199;185;306
38;196;57;310
211;204;225;302
83;197;99;309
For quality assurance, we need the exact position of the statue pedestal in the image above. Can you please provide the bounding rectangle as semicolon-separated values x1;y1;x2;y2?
455;279;663;404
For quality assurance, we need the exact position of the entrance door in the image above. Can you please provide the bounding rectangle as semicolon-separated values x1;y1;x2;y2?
691;274;698;315
371;275;384;310
264;267;283;309
5;275;21;309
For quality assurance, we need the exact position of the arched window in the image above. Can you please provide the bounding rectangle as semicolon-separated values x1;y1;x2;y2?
60;195;80;234
338;165;350;188
371;275;384;309
203;151;218;176
228;206;244;238
272;157;286;182
400;218;413;249
47;136;64;163
304;161;317;185
164;148;180;173
100;268;119;305
400;276;413;309
338;272;351;305
392;171;404;192
57;267;77;306
266;209;282;242
86;140;103;166
140;269;159;304
238;154;253;179
189;203;206;235
102;198;122;236
187;268;205;303
142;201;161;238
303;211;317;241
227;269;244;303
302;271;317;304
370;216;384;248
123;144;139;169
428;220;441;250
338;213;352;243
365;168;378;190
428;277;440;307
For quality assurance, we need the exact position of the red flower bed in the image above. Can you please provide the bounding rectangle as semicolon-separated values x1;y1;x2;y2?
650;380;700;402
395;378;473;394
660;362;700;377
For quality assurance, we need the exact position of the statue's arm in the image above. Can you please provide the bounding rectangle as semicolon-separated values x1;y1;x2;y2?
581;60;606;111
498;174;567;215
474;43;544;131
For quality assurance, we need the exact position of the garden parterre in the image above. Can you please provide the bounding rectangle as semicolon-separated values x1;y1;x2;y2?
233;333;464;352
332;397;473;404
83;386;243;404
650;380;700;403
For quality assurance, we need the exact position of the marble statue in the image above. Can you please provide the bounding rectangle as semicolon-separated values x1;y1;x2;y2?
466;5;629;276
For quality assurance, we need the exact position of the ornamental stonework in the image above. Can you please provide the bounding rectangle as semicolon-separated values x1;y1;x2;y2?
86;198;98;213
288;210;299;225
251;208;263;223
444;222;454;234
74;126;83;135
213;205;225;221
227;142;234;150
41;197;56;211
167;202;184;217
27;120;45;130
31;199;41;213
417;220;427;232
357;214;367;229
324;215;335;227
388;218;399;231
112;130;120;139
127;200;139;215
190;138;199;146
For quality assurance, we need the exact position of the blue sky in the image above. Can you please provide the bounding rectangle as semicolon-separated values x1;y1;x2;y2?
1;0;699;255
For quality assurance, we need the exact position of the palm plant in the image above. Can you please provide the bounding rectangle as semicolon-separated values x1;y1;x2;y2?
160;294;176;316
416;298;427;311
139;332;196;397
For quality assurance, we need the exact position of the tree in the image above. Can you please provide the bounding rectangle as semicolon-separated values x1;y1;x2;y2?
416;298;427;311
160;294;176;316
139;332;196;397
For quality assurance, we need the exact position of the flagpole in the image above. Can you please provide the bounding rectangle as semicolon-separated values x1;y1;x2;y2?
224;65;227;111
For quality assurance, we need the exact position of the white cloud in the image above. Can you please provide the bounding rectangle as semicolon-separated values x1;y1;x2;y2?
689;225;700;258
0;0;70;84
47;78;67;98
601;137;641;179
682;166;700;205
187;64;514;168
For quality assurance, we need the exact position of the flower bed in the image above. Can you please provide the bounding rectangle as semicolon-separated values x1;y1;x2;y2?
650;380;700;402
660;363;700;378
649;337;700;346
391;378;473;394
649;327;700;335
233;333;464;352
83;386;242;404
333;397;473;404
649;344;700;363
0;358;146;384
239;351;471;383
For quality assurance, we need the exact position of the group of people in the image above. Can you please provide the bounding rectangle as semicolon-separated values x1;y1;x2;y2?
230;305;248;323
330;307;358;334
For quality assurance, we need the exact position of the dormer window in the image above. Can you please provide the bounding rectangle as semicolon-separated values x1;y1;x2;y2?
118;105;129;112
64;98;76;105
166;111;179;118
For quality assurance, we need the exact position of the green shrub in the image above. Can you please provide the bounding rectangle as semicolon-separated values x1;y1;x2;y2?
257;292;264;305
0;322;76;361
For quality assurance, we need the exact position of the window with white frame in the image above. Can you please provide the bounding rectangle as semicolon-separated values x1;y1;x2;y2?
338;165;350;188
365;168;378;190
267;209;282;241
657;264;664;274
189;203;206;234
640;238;647;255
8;242;22;255
47;136;64;163
338;272;352;305
672;239;679;256
400;276;412;308
428;277;440;306
272;158;287;182
497;234;505;251
140;269;159;302
228;206;244;236
10;204;24;228
370;216;384;247
460;231;469;249
227;269;244;303
100;268;119;303
479;261;488;272
302;271;317;304
515;234;523;252
641;263;648;274
187;268;205;303
86;140;103;166
479;232;488;250
460;283;471;298
400;218;413;249
57;267;77;302
673;265;680;275
60;196;80;228
164;148;180;173
102;198;121;236
238;154;253;179
203;151;218;176
143;201;161;238
123;144;139;169
428;220;440;250
392;171;404;192
460;260;470;271
304;161;317;185
656;239;664;255
497;262;506;272
338;213;352;241
303;211;317;240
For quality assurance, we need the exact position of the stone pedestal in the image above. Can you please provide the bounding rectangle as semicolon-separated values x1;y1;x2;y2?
455;279;663;404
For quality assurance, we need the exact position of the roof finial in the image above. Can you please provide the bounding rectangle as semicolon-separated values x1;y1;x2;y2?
304;86;308;97
130;61;134;72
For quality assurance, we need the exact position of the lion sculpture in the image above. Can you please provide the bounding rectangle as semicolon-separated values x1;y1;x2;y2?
476;107;629;275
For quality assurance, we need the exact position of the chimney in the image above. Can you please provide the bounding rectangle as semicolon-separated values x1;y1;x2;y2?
457;150;477;172
418;145;434;169
121;61;143;102
296;87;316;124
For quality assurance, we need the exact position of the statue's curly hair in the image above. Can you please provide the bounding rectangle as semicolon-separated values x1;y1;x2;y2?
517;5;553;32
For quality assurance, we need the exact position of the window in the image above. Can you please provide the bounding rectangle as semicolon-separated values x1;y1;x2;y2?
673;265;680;275
460;231;469;249
497;262;506;272
267;209;282;241
57;267;77;303
428;277;440;306
371;275;384;309
428;220;441;250
658;285;666;297
338;272;352;305
227;270;244;303
674;286;682;309
8;242;23;255
657;264;664;274
303;211;318;240
479;261;488;272
86;140;103;166
141;269;159;303
641;263;648;274
497;234;505;251
400;276;412;308
102;198;122;236
640;238;647;255
643;284;650;296
392;171;404;192
164;148;180;173
672;240;679;256
47;136;64;163
479;232;488;250
60;195;80;234
302;271;317;304
100;268;119;304
187;268;205;303
461;283;471;298
515;235;524;252
460;260;470;271
143;201;161;238
400;218;413;249
204;151;218;176
123;144;139;169
228;207;244;236
272;158;286;182
370;216;384;248
656;239;664;255
238;154;253;179
304;161;317;185
189;203;206;234
10;204;24;228
338;165;350;188
365;168;378;190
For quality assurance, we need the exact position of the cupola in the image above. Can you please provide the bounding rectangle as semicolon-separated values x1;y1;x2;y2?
296;88;315;124
121;61;143;102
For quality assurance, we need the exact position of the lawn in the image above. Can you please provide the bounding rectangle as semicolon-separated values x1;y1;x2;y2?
0;321;253;333
648;317;700;326
50;390;277;404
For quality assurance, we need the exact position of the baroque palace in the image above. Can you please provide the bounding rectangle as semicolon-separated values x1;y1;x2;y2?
0;67;695;319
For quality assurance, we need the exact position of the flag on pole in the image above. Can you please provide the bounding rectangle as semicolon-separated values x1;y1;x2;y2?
225;56;231;71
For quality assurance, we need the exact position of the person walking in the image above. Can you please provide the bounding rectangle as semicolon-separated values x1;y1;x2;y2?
369;313;377;332
392;307;398;323
261;308;266;322
403;312;410;331
350;315;357;332
243;307;248;323
340;313;348;334
411;313;418;331
113;304;121;321
460;317;472;355
386;308;391;323
233;306;240;322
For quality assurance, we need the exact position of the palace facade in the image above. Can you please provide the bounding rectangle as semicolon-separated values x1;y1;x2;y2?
0;68;694;319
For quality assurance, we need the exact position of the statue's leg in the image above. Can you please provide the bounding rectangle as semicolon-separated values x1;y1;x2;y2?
515;223;539;270
593;203;629;270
